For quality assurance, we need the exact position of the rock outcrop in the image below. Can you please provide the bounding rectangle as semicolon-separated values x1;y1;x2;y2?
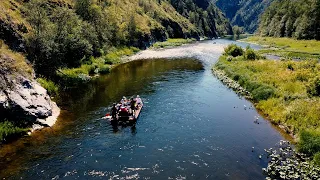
0;49;59;130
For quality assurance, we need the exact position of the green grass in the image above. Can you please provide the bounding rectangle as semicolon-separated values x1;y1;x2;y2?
37;78;59;96
57;47;139;82
214;45;320;163
0;121;27;142
152;38;196;48
243;36;320;60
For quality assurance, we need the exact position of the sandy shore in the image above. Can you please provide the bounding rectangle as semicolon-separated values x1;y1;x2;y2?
128;41;226;63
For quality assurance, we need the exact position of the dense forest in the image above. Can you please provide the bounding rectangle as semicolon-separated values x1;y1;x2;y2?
214;0;274;33
259;0;320;40
0;0;232;78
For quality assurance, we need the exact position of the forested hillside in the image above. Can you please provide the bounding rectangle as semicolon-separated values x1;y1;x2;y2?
170;0;232;36
259;0;320;40
214;0;273;33
0;0;232;77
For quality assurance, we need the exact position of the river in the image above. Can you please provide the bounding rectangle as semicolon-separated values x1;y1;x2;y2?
0;39;287;179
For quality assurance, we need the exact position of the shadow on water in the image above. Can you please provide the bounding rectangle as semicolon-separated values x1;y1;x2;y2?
0;58;204;178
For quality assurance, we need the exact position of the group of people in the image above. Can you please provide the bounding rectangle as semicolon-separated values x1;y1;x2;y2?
111;95;142;121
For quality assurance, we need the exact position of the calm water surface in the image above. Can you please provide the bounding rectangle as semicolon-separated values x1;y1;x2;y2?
0;40;285;179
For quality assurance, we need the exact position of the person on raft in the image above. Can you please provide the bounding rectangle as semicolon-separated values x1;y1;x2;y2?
111;103;117;120
130;98;136;115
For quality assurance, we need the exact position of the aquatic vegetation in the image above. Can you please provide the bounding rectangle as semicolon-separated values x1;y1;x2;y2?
263;140;320;180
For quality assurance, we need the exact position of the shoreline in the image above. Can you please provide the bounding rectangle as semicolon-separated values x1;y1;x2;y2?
212;67;297;141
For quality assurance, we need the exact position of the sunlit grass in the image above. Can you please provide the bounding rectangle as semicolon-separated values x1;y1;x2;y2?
152;38;196;48
0;41;33;78
215;46;320;162
215;55;320;133
57;47;139;81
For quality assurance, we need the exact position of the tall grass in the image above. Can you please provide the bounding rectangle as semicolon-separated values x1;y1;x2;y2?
37;78;59;96
244;36;320;60
215;45;320;163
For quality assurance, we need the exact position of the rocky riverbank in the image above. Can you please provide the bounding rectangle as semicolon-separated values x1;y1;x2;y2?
0;46;60;141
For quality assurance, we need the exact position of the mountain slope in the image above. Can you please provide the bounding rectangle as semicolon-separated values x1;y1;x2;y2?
258;0;320;40
170;0;233;36
214;0;274;33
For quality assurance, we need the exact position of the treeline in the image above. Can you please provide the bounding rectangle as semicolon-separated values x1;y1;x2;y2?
259;0;320;40
170;0;232;37
20;0;232;77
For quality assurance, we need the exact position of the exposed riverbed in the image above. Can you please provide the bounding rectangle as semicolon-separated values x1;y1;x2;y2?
0;40;286;179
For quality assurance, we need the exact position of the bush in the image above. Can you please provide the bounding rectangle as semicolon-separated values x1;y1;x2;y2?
99;65;110;74
307;77;320;97
251;84;276;101
298;130;320;157
314;152;320;166
245;48;258;60
224;44;244;57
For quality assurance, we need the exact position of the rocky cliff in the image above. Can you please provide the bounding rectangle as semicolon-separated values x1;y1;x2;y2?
0;43;59;132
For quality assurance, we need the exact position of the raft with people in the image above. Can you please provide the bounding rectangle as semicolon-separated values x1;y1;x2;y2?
105;95;143;125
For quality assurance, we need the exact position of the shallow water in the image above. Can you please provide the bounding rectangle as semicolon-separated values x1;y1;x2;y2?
0;40;285;179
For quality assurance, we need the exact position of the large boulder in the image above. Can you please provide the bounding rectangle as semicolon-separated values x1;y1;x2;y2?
0;75;58;127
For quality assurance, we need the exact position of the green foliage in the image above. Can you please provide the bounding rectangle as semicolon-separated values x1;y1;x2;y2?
259;0;320;40
0;121;27;142
244;47;258;60
251;84;276;101
307;77;320;97
298;130;320;157
232;26;244;39
25;0;93;76
152;38;195;48
215;0;274;33
314;152;320;166
170;0;233;37
37;78;59;96
223;44;244;57
215;53;320;134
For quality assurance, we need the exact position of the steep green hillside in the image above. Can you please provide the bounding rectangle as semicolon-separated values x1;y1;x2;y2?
0;0;232;77
170;0;232;36
259;0;320;40
214;0;274;33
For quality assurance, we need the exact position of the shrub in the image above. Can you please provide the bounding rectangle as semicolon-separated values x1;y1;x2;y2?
99;65;110;74
251;84;276;101
298;130;320;157
224;44;244;57
314;152;320;166
307;77;320;96
245;48;258;60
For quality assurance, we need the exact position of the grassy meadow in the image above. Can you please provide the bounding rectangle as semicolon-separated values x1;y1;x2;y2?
214;44;320;164
243;36;320;60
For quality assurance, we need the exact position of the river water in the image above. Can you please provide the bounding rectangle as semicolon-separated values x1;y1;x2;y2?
0;40;287;179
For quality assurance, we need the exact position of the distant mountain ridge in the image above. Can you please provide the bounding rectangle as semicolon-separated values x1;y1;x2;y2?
213;0;274;33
